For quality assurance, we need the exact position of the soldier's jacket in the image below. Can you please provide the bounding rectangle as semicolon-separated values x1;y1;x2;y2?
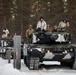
46;29;51;32
26;29;34;43
26;29;34;37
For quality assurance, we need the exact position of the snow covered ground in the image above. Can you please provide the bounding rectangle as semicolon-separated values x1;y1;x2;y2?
0;58;76;75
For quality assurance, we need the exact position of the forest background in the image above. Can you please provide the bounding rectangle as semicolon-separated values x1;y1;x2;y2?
0;0;76;42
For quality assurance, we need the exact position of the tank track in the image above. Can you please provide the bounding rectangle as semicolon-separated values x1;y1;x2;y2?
29;57;39;70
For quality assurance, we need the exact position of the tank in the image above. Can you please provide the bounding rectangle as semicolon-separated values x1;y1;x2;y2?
23;29;76;70
0;38;13;58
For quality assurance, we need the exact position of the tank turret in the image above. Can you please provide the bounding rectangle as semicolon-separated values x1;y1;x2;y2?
32;30;71;44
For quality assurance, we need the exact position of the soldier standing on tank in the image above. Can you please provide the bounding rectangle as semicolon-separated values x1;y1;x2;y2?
65;18;70;32
46;24;51;32
52;25;58;32
36;17;47;31
59;19;69;27
58;20;66;28
58;19;70;32
26;25;34;43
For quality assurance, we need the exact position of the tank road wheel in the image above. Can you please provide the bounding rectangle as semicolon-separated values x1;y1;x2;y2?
73;48;76;70
33;58;39;70
29;57;39;70
24;57;39;70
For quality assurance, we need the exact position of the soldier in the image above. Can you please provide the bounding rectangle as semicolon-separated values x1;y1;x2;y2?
46;24;51;32
58;20;66;28
36;17;47;31
26;25;34;43
65;18;70;27
65;18;70;32
58;19;69;29
3;28;9;37
2;32;7;39
2;28;9;39
58;19;70;32
52;25;58;32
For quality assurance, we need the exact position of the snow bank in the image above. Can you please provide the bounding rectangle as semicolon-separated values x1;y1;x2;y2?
0;58;76;75
0;64;23;75
0;58;25;75
0;58;8;67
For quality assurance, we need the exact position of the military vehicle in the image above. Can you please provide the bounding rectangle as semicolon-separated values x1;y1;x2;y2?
23;28;76;70
0;38;13;58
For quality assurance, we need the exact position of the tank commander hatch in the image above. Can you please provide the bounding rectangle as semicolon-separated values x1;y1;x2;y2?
26;25;34;43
